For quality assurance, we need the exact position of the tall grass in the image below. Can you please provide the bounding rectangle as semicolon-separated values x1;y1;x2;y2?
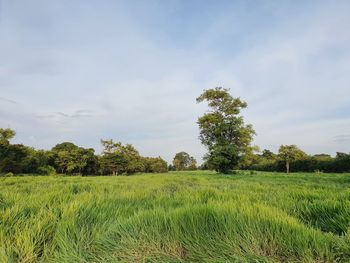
0;171;349;262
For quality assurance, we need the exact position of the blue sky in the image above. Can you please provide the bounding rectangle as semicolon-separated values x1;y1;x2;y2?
1;0;350;163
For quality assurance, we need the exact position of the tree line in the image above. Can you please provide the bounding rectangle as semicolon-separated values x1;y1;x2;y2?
1;87;348;175
0;128;198;175
242;146;350;173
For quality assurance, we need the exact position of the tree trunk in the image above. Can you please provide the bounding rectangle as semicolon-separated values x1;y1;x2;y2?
286;161;290;173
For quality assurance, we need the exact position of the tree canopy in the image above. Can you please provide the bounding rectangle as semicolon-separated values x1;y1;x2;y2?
172;152;197;171
278;145;307;173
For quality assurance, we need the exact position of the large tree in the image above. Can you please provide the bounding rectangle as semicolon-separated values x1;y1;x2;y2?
172;152;197;171
278;145;307;173
196;87;255;173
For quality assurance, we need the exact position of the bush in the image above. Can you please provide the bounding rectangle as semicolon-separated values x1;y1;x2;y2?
37;165;56;176
4;172;14;177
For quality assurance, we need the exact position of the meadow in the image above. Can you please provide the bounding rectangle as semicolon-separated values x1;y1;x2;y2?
0;171;350;263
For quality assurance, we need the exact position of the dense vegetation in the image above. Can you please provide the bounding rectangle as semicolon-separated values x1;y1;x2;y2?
244;148;350;173
0;128;169;176
0;171;349;262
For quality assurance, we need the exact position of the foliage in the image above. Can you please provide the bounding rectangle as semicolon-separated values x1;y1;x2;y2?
0;128;167;176
51;142;97;175
0;171;350;262
248;148;350;173
278;145;307;173
37;165;56;176
197;87;255;173
99;139;144;175
205;144;238;173
172;152;197;170
143;157;168;173
0;143;35;174
0;128;15;142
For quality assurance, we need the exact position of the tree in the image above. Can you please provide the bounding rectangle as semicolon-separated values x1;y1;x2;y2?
261;149;277;160
188;157;197;170
172;152;197;170
74;148;92;175
0;144;30;173
81;148;99;175
99;140;144;175
239;145;260;169
54;150;76;174
196;87;255;173
205;144;238;173
278;145;307;173
336;152;348;158
51;142;96;175
168;164;176;171
0;128;15;143
143;157;168;173
0;129;43;174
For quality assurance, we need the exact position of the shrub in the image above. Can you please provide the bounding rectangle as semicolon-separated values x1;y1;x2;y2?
4;172;14;177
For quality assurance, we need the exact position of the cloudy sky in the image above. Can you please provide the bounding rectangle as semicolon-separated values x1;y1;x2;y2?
1;0;349;163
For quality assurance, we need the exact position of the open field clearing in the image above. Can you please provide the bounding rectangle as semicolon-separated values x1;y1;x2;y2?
1;171;350;263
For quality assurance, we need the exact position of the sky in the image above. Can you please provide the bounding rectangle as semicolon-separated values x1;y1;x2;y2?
1;0;350;163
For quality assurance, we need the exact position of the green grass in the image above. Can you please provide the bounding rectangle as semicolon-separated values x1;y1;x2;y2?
0;171;350;263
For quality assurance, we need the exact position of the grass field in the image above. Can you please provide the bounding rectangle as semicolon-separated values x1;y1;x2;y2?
1;171;350;263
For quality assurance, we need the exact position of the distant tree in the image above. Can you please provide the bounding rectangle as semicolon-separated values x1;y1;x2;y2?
54;150;75;174
0;128;16;143
313;154;332;161
188;157;197;170
82;149;99;175
0;129;43;174
168;164;176;171
172;152;197;170
0;144;29;173
261;149;277;160
196;87;255;173
239;145;260;169
143;157;168;173
51;142;77;173
278;145;307;173
74;148;91;175
198;161;209;170
336;152;348;158
51;142;96;175
100;140;144;175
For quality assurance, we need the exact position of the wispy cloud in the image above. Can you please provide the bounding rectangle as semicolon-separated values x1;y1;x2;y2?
36;110;94;120
0;97;17;104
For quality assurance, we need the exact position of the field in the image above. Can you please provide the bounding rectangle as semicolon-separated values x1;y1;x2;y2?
1;171;350;263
